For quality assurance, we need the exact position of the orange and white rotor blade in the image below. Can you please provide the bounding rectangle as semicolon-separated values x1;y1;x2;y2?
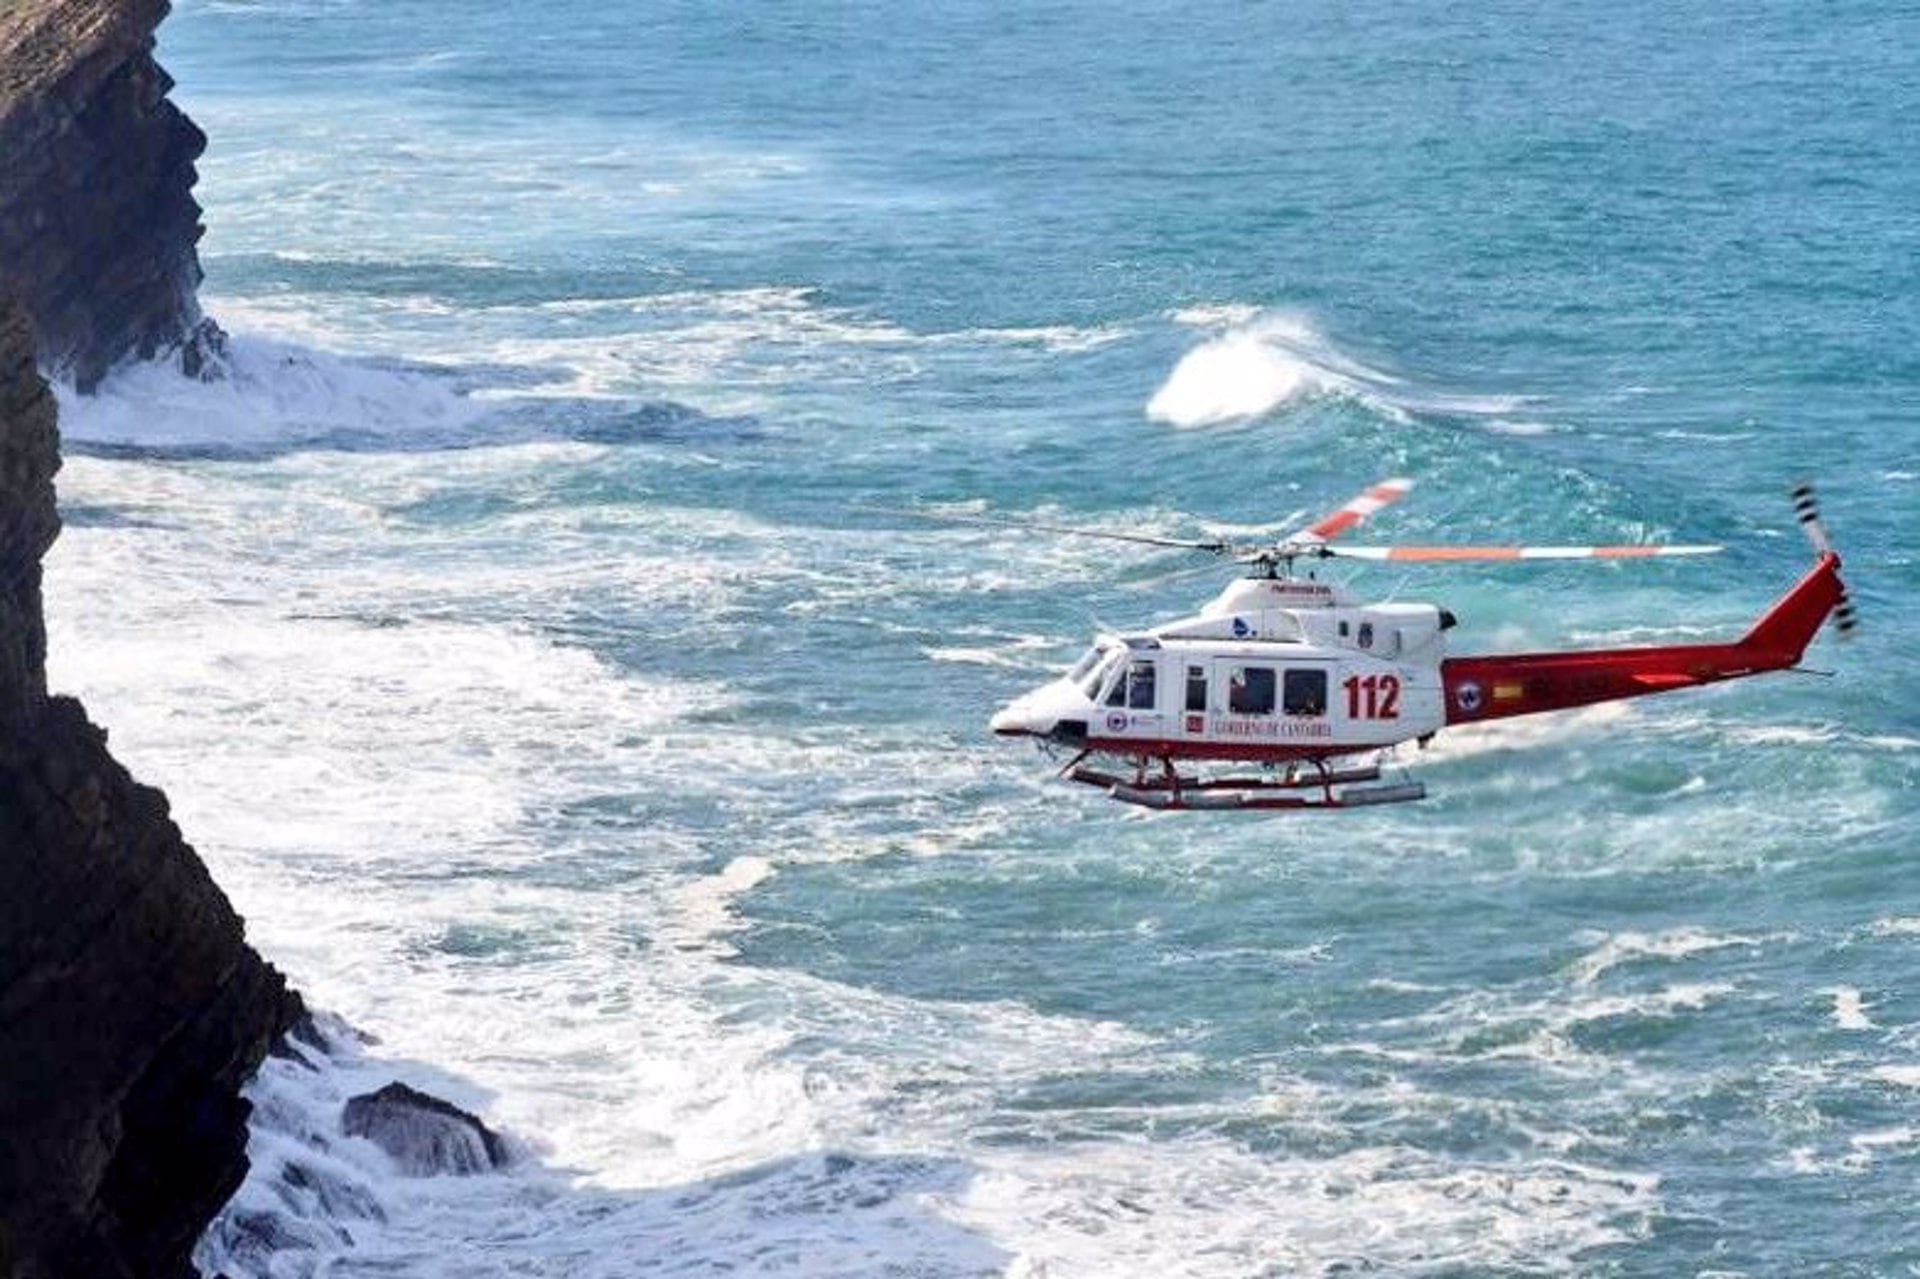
1327;543;1722;562
1298;477;1414;541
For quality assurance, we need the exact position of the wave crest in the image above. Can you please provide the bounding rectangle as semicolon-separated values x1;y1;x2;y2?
1146;309;1531;429
1145;313;1373;428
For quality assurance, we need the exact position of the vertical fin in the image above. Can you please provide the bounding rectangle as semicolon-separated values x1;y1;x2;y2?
1738;551;1846;663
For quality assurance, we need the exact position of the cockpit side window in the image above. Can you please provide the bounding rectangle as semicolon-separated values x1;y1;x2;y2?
1124;658;1157;710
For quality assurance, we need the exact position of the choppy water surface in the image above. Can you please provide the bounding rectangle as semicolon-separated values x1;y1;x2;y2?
43;1;1919;1274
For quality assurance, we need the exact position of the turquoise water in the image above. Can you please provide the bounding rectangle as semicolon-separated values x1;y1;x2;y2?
44;1;1920;1273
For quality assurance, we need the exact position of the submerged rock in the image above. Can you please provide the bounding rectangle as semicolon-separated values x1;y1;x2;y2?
341;1082;510;1177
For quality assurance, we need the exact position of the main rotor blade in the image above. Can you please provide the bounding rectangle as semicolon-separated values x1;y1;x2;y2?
870;506;1233;553
1322;543;1724;562
1298;477;1414;541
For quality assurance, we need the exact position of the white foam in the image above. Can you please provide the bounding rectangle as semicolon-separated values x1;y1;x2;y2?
1146;308;1530;428
57;334;481;449
922;645;1058;671
207;288;1125;414
1422;701;1634;764
930;322;1129;354
1568;928;1769;987
1146;313;1367;428
950;1143;1656;1277
1168;303;1263;328
1850;1126;1918;1149
1567;623;1721;644
1728;723;1841;748
1655;429;1757;443
1829;988;1875;1031
659;856;780;957
202;1034;1013;1279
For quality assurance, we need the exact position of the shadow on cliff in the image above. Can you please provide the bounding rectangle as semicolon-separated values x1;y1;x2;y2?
56;339;764;464
202;1017;1011;1278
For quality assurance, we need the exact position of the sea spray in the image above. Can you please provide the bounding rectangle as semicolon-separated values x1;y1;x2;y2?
1146;312;1372;427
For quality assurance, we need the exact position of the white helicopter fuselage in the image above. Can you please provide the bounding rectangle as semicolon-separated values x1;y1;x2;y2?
991;577;1452;762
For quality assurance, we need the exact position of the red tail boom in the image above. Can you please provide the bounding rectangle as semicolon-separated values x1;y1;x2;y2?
1440;553;1846;725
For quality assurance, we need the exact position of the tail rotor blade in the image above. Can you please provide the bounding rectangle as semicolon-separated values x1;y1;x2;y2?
1833;585;1860;637
1791;480;1834;555
1792;481;1857;638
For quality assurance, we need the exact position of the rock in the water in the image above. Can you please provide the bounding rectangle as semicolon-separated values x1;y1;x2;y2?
0;0;226;389
341;1083;509;1177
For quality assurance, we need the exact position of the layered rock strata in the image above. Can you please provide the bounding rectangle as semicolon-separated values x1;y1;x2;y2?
0;0;222;390
0;298;298;1279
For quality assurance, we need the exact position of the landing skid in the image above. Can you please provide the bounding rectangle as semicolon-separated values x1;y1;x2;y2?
1060;753;1427;811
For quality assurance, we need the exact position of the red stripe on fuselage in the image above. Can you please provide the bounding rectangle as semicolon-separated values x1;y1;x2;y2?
1080;736;1381;763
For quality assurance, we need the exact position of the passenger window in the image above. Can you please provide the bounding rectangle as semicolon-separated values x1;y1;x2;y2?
1227;666;1276;715
1283;669;1328;716
1185;665;1207;712
1125;659;1157;710
1358;622;1374;649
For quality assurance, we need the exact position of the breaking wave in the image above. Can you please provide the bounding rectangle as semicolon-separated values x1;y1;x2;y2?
1145;308;1528;429
55;334;482;453
1145;312;1382;428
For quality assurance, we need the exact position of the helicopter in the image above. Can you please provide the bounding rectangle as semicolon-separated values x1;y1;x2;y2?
935;479;1853;810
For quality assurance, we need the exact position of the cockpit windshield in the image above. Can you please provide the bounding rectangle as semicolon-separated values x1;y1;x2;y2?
1067;646;1104;686
1071;646;1123;699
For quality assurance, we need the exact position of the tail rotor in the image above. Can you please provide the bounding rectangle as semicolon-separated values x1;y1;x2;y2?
1791;480;1857;638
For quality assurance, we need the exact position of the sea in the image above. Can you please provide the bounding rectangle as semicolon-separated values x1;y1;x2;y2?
40;1;1920;1274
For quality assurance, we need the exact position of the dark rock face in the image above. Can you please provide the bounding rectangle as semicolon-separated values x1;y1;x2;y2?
0;297;299;1278
342;1083;511;1177
0;0;224;391
0;304;57;727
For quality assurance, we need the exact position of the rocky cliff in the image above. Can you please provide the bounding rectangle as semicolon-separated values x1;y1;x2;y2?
0;298;298;1277
0;0;222;390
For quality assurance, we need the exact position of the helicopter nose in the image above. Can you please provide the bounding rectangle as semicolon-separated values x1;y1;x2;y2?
989;703;1035;736
990;681;1086;738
